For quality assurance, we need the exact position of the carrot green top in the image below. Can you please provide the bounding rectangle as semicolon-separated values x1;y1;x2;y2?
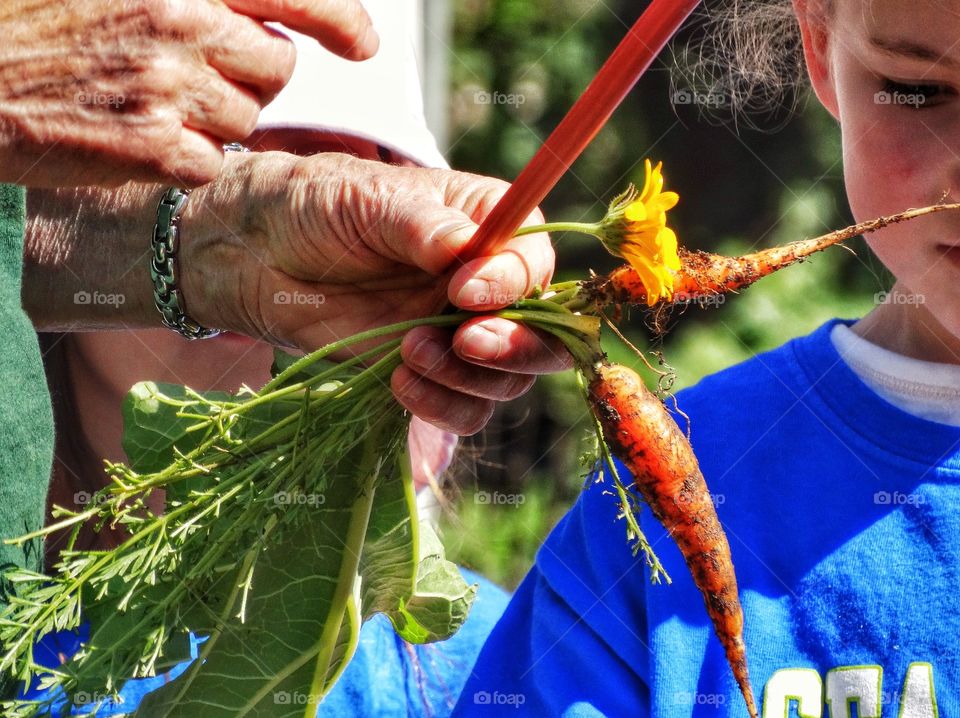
0;185;54;593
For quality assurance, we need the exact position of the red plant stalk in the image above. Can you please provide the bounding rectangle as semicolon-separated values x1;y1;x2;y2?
460;0;701;261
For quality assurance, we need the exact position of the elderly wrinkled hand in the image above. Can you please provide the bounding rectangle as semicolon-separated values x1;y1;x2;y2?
179;151;572;435
0;0;376;188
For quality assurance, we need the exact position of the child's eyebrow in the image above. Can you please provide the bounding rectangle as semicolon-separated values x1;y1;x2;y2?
869;35;959;69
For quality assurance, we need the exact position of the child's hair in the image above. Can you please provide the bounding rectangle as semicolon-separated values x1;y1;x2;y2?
671;0;828;128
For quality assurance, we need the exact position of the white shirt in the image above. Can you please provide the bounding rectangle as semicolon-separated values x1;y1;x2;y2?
831;323;960;427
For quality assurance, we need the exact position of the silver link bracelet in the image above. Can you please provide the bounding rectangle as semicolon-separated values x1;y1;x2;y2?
150;143;250;340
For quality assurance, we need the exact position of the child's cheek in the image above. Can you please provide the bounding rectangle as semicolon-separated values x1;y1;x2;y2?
843;115;927;221
843;116;943;287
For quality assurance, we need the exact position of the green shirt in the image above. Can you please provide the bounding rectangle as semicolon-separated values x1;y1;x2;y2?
0;185;53;583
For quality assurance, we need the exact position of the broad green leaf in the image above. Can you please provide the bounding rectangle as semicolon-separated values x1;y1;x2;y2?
391;523;477;645
133;412;475;717
134;420;381;718
358;454;476;644
121;381;305;507
35;361;474;718
121;382;232;474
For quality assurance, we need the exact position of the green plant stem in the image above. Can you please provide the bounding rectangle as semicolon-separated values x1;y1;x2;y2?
512;221;602;237
75;489;287;692
12;304;601;553
302;418;386;711
574;370;669;583
262;315;476;394
515;298;570;314
544;280;580;293
544;287;580;305
3;296;613;688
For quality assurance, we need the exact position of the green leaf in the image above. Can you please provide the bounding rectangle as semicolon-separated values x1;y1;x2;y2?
133;415;474;717
390;523;477;645
12;344;473;717
269;348;340;388
121;382;231;474
134;436;378;717
358;448;476;645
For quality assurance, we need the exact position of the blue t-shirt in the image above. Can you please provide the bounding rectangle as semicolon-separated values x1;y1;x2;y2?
21;568;508;717
454;319;960;718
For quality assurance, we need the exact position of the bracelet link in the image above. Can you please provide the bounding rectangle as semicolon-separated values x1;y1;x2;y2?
150;145;249;340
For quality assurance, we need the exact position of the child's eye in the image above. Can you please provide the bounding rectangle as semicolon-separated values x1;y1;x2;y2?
878;79;948;109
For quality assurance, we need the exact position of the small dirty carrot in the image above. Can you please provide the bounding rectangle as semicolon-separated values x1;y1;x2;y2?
586;361;758;718
587;202;960;308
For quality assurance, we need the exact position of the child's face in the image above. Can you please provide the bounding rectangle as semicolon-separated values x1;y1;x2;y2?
802;0;960;337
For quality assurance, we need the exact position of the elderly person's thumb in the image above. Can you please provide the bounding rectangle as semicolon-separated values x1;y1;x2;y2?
381;199;555;313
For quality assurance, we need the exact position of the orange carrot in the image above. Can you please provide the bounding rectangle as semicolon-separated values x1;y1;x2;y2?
587;361;758;718
587;202;960;308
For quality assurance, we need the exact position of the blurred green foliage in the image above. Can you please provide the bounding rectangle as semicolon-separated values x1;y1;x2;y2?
439;482;581;591
440;0;890;590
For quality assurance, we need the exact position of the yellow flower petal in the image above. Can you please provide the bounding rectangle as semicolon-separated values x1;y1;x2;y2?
621;247;671;305
641;162;664;201
653;191;679;212
624;200;648;222
638;159;653;199
658;227;681;270
598;160;680;305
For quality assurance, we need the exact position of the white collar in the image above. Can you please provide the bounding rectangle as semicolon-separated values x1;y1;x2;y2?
831;323;960;427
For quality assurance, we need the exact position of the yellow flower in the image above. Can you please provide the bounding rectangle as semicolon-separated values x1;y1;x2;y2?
598;159;681;306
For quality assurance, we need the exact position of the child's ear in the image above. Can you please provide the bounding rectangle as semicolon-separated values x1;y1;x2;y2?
793;0;840;119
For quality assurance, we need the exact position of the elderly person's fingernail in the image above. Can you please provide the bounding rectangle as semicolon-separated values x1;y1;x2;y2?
409;337;446;371
432;220;475;242
454;278;492;307
397;371;427;401
459;325;502;361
